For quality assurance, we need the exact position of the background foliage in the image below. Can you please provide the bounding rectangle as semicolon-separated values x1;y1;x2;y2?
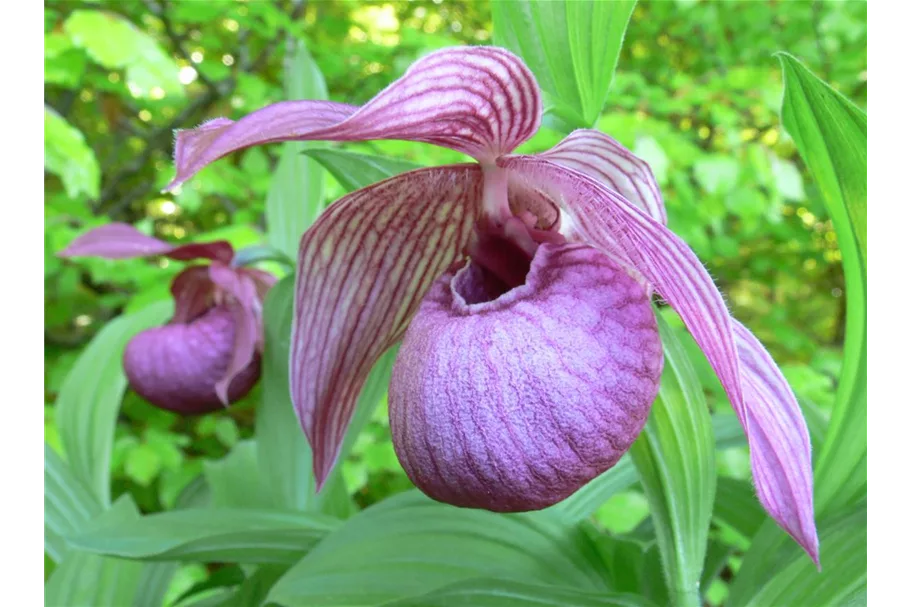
45;1;867;605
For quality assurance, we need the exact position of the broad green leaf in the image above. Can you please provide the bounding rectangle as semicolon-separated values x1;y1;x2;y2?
63;9;183;97
44;444;102;563
266;41;328;259
268;491;610;607
777;54;867;517
56;300;173;505
777;53;866;263
492;0;637;128
69;509;341;565
712;477;766;543
302;149;423;193
45;497;145;606
204;440;274;510
728;504;866;607
257;276;397;517
258;277;313;511
629;313;715;607
44;106;101;199
384;579;660;607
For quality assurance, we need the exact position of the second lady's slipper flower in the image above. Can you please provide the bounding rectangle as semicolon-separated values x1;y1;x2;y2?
167;47;819;563
60;224;276;414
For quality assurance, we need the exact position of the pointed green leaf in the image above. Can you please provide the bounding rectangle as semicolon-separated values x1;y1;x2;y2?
268;491;610;607
384;579;660;607
56;301;173;505
302;149;423;193
492;0;636;128
728;504;866;607
777;54;867;518
44;444;103;563
45;497;145;606
69;509;341;565
266;41;328;259
629;313;716;607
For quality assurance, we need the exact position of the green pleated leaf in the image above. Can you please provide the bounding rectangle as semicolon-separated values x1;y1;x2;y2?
258;276;313;512
302;148;423;193
728;504;866;607
69;509;341;565
268;491;610;607
384;579;659;607
56;300;173;506
134;562;179;607
699;541;733;591
594;534;651;595
629;313;716;607
492;0;636;128
45;497;145;606
256;275;396;518
266;40;328;259
777;53;867;518
44;444;103;563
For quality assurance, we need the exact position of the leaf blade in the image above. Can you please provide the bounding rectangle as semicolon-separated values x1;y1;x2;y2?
628;313;716;607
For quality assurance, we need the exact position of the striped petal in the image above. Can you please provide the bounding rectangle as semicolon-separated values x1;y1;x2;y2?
292;166;483;488
59;222;234;263
168;46;541;189
525;129;667;224
499;156;819;563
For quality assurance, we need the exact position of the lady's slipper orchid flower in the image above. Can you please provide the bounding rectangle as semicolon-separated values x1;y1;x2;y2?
60;224;276;414
167;47;818;562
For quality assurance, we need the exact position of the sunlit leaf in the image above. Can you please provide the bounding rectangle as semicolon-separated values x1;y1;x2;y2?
204;440;274;510
303;149;423;193
44;106;101;199
493;0;637;128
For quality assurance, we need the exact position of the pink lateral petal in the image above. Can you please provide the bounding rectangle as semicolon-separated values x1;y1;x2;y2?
58;223;174;259
291;165;483;489
168;46;541;189
59;222;234;263
500;156;818;561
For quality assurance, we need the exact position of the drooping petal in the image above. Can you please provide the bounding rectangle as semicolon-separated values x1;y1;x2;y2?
170;266;217;324
291;166;483;488
168;47;542;189
59;222;234;263
389;243;663;511
208;262;264;405
528;129;667;224
499;156;818;561
123;306;261;414
732;319;819;565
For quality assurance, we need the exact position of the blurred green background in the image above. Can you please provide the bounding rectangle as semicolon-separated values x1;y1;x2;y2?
45;0;866;601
